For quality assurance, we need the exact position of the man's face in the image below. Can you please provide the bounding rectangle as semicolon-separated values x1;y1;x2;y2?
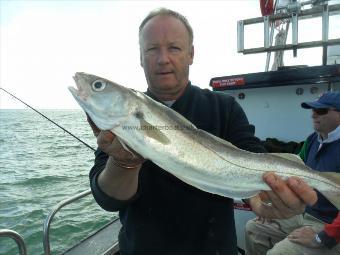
139;15;194;100
312;108;340;135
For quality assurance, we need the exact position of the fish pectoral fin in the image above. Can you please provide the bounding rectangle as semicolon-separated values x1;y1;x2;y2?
140;118;171;145
271;153;305;166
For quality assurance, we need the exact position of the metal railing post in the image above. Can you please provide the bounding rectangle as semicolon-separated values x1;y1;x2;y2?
43;189;92;255
322;4;329;65
0;229;28;255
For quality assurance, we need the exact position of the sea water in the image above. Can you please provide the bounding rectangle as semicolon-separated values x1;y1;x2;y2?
0;109;117;255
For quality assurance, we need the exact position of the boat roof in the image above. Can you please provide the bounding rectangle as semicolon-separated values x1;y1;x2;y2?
210;64;340;90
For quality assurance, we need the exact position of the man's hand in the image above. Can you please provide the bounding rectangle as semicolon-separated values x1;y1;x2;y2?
86;114;144;168
288;226;321;248
96;131;144;200
97;130;145;168
249;172;318;219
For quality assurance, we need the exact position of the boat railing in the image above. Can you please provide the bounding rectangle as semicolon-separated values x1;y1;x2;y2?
0;229;28;255
43;189;92;255
237;2;340;68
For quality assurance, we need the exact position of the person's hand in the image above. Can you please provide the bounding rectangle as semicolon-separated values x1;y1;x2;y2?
95;130;144;200
248;172;318;219
288;226;321;248
86;114;144;167
97;130;145;168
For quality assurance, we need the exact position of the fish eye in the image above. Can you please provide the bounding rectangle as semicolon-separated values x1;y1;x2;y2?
92;80;106;91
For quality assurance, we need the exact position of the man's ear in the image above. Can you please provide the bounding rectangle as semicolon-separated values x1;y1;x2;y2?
189;45;194;65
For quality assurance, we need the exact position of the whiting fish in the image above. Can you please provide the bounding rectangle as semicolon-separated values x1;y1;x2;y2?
69;72;340;208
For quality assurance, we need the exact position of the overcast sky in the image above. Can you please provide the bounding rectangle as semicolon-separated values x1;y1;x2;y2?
1;0;339;109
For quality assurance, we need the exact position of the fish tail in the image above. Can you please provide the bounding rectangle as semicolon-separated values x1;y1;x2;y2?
318;172;340;210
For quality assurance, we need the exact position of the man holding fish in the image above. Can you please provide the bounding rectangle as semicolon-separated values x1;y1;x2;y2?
83;8;319;255
245;92;340;255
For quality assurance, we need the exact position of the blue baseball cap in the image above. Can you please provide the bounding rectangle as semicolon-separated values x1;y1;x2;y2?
301;91;340;110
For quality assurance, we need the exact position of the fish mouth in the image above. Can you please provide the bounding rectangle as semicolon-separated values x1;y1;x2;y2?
68;86;78;97
69;74;90;101
68;74;91;110
68;86;89;112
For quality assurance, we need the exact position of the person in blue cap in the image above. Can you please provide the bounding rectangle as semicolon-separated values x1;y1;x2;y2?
245;91;340;255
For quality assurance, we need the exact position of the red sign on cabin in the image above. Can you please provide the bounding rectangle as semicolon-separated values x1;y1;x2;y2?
211;77;246;88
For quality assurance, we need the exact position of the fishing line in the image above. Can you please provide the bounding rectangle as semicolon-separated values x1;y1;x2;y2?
0;87;96;152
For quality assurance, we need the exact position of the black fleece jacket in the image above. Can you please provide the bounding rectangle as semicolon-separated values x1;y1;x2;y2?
89;83;266;255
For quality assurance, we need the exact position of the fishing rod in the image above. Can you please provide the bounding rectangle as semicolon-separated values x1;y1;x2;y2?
0;87;96;152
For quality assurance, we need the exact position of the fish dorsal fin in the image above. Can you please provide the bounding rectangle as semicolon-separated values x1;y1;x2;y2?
195;130;309;172
321;172;340;187
196;130;307;166
271;153;305;166
136;90;197;130
196;128;241;151
139;118;171;145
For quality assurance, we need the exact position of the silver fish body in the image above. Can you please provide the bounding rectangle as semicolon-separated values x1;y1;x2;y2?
69;72;340;207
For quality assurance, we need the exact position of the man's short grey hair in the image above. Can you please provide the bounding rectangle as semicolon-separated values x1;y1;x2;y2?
139;8;194;46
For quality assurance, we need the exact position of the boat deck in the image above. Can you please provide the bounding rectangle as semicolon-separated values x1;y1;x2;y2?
63;219;121;255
